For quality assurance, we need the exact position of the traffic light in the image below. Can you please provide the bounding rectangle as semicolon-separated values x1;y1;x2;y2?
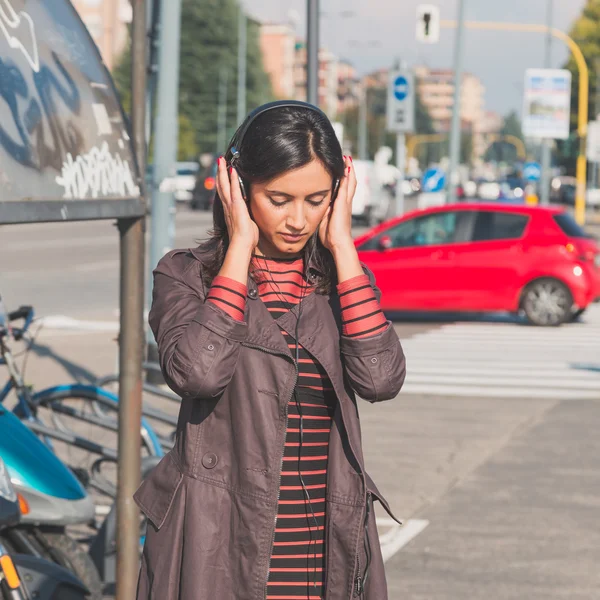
416;4;440;44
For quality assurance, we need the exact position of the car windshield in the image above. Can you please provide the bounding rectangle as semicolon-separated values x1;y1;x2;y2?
553;213;589;238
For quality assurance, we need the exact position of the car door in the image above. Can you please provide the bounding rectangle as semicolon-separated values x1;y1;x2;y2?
357;210;471;311
453;210;530;310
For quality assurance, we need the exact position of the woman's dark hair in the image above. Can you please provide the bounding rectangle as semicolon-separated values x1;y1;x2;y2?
198;105;345;293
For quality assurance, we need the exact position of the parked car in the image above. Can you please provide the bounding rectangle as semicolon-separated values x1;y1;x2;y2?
550;176;576;206
191;156;218;211
355;203;600;326
172;161;200;202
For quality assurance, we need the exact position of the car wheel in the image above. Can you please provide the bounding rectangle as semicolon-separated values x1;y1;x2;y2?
521;278;573;326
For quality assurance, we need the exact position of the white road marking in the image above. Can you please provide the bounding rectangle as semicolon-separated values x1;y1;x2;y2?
38;315;120;332
401;304;600;399
376;518;429;562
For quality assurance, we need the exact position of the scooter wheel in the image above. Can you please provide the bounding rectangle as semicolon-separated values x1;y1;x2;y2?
27;529;103;600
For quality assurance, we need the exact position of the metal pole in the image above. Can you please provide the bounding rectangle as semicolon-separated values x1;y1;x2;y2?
592;58;600;191
146;0;161;145
447;0;466;204
358;83;368;160
540;0;553;205
237;7;247;123
395;132;406;215
116;217;145;600
116;1;146;598
147;0;182;343
306;0;319;105
217;67;229;153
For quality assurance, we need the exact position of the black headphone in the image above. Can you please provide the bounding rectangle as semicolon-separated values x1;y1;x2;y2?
227;100;341;203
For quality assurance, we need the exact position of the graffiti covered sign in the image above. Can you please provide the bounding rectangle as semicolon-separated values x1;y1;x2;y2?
0;0;142;223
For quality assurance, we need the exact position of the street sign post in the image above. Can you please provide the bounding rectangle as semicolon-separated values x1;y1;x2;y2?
387;71;415;133
522;68;572;140
387;69;415;216
416;4;441;43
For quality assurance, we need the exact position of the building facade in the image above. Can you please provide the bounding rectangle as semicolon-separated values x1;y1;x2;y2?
292;44;339;118
71;0;131;71
337;60;360;115
414;66;486;160
259;23;296;99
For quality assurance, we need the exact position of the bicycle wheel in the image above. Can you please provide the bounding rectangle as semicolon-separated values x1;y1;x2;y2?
32;386;163;500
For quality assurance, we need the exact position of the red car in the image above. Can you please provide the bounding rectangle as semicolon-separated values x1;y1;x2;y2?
355;203;600;326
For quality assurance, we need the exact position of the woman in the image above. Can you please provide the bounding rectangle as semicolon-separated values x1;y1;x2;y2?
135;101;406;600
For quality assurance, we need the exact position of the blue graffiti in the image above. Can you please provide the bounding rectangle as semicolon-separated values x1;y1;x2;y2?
0;51;82;170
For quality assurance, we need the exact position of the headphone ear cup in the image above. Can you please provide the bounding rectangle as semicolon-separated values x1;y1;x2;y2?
332;179;340;201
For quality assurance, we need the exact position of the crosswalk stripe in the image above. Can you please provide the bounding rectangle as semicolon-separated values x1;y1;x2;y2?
400;304;600;399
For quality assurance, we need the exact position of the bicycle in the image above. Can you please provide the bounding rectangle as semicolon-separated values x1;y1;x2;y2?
0;299;164;500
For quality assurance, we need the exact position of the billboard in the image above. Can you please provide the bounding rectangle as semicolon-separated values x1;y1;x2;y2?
522;69;572;140
0;0;143;223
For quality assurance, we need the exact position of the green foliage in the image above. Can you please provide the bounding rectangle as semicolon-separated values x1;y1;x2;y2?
112;0;273;158
501;111;523;139
484;111;524;163
178;114;199;160
560;0;600;172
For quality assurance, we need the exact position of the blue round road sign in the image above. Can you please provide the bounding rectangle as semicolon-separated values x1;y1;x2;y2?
394;76;409;101
523;162;542;182
422;167;446;193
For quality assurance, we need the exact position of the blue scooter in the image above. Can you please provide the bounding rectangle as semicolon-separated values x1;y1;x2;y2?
0;301;104;598
0;456;90;599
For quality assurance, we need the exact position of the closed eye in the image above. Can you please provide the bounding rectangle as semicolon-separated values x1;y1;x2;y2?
268;197;289;208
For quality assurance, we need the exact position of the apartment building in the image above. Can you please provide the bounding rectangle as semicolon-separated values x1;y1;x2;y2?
259;23;296;99
71;0;131;70
415;66;486;159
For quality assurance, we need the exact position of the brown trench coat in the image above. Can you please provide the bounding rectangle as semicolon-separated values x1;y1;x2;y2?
134;245;407;600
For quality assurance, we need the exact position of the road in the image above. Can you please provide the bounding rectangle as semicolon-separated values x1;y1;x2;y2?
3;203;600;599
1;208;216;318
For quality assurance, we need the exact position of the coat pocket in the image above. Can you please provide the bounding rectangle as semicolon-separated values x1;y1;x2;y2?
134;452;183;530
365;471;402;526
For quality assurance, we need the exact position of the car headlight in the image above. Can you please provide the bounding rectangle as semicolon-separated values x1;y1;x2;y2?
0;458;17;503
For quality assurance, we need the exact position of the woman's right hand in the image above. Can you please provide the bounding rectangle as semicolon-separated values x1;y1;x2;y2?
216;158;259;252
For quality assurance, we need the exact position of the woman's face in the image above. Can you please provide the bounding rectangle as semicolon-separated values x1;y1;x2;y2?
249;159;334;258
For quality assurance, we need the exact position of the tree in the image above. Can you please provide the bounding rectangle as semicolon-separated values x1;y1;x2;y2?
484;111;524;163
113;0;273;159
559;0;600;172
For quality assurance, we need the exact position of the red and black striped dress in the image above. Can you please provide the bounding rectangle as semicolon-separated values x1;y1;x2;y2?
206;255;387;600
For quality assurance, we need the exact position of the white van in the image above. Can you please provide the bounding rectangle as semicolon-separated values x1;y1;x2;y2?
351;159;390;225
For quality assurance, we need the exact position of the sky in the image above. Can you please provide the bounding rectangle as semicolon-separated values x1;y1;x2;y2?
245;0;588;117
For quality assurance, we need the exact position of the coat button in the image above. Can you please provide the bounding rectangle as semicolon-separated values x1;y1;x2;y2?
202;452;218;469
371;357;378;364
207;344;215;351
248;289;258;299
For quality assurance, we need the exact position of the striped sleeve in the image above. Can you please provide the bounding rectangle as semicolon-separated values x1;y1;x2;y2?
337;274;387;338
206;276;247;322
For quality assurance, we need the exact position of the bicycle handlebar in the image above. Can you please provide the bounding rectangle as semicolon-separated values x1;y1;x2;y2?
0;305;34;342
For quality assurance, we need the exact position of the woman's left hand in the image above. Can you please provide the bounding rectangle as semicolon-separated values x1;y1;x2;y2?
318;156;357;253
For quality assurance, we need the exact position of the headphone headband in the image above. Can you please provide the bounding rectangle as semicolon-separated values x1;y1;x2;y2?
231;100;328;161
